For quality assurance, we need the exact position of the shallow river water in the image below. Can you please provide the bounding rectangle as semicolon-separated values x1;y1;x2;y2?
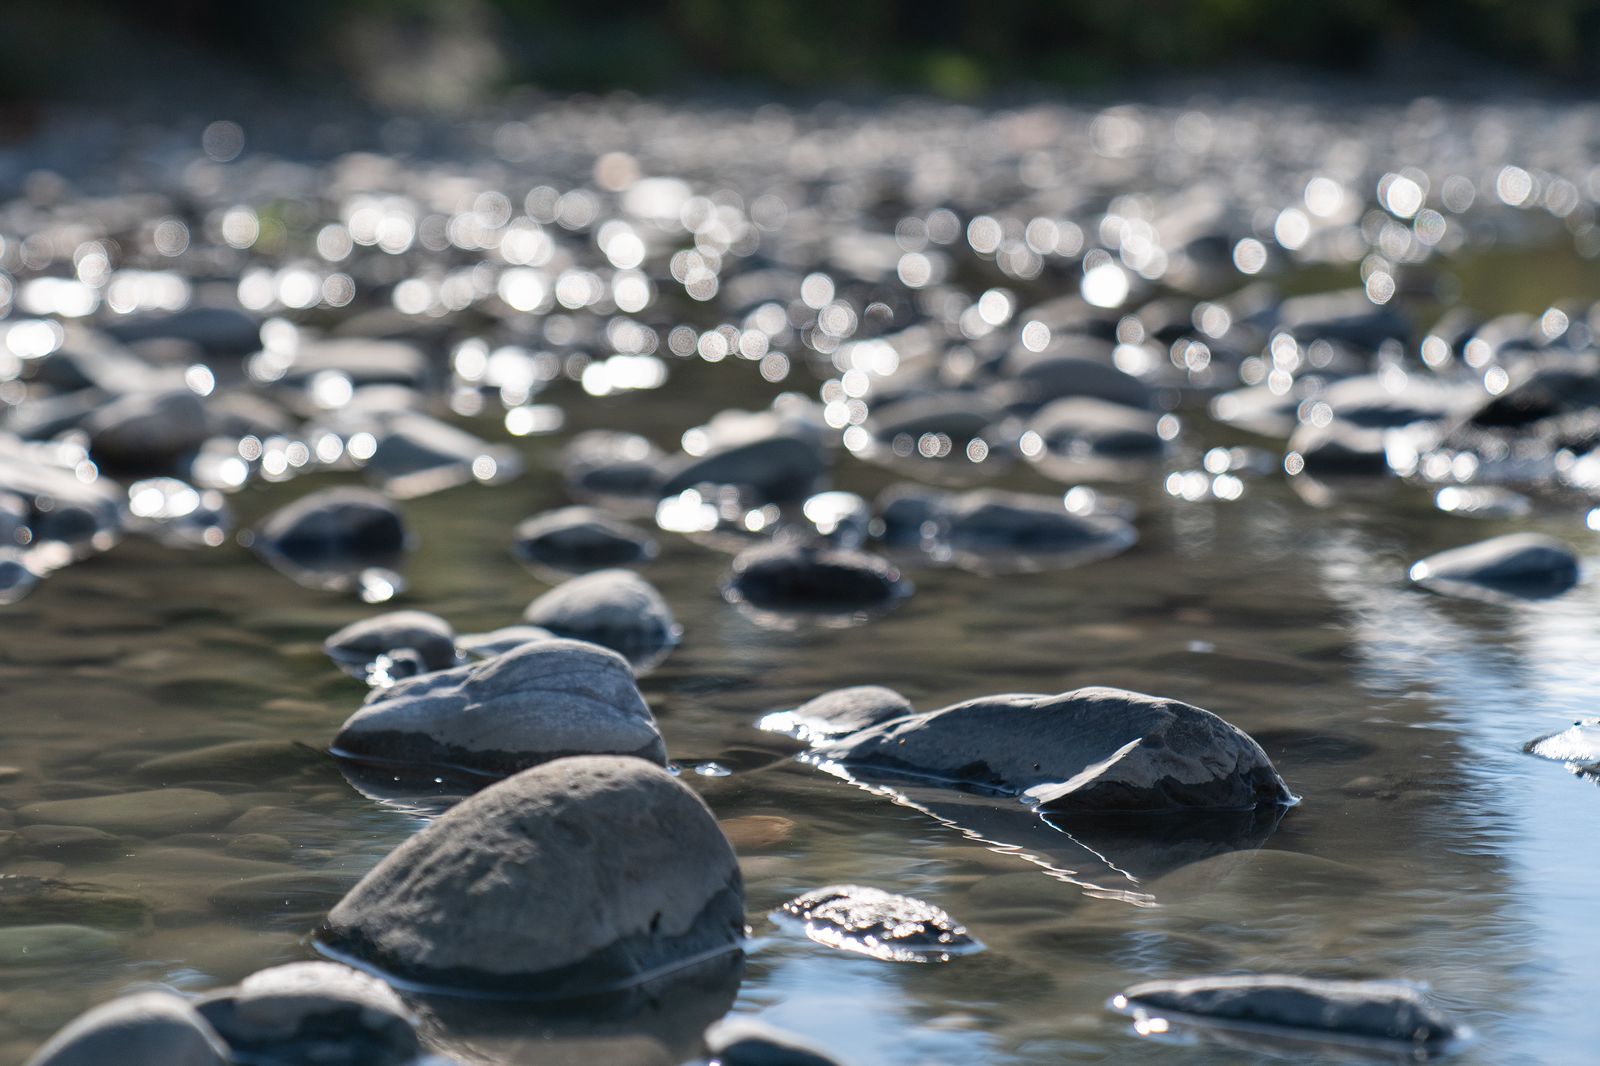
5;94;1600;1066
1;347;1598;1064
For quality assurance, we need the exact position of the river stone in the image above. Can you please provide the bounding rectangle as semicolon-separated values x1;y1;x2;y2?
24;991;229;1066
758;686;915;742
0;549;37;604
873;484;949;545
324;609;458;675
777;885;981;963
209;872;350;919
0;875;150;928
85;389;212;474
364;412;520;498
104;305;261;357
318;755;745;997
562;430;666;498
1525;719;1600;769
659;432;826;504
1408;533;1579;599
514;506;657;571
704;1018;845;1066
1112;974;1461;1047
1029;397;1165;457
17;789;235;835
195;961;420;1066
815;687;1294;814
938;490;1137;558
457;625;557;659
256;488;408;573
332;638;666;776
1287;420;1390;477
724;544;907;612
16;827;123;859
522;569;679;664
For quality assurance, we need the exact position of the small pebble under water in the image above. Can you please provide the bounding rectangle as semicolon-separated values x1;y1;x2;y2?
3;90;1600;1064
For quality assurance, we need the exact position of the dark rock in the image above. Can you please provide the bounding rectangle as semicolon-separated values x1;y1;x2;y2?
777;885;981;962
865;391;999;445
815;687;1294;814
1286;420;1390;477
872;484;948;546
938;490;1138;560
324;609;459;678
522;570;679;666
1002;352;1152;411
0;549;37;605
562;430;666;499
103;306;261;357
254;488;408;587
23;991;229;1066
332;639;666;777
1409;533;1578;600
1276;288;1409;348
724;543;908;613
85;389;211;475
704;1018;845;1066
362;412;520;498
195;961;420;1066
1112;974;1461;1048
659;432;826;504
758;686;914;742
318;755;745;997
514;506;657;572
1028;397;1165;458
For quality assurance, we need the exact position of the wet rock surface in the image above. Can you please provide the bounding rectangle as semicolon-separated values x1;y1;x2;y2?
194;961;422;1066
24;991;229;1066
515;506;657;572
254;488;409;593
777;885;982;963
319;755;744;997
331;638;666;777
1112;974;1462;1048
758;686;914;742
724;543;908;613
1409;533;1579;600
523;569;680;666
814;687;1294;814
324;609;459;678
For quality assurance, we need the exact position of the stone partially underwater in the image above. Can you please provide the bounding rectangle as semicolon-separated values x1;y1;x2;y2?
808;686;1295;814
318;756;745;1000
1111;974;1465;1053
331;639;666;781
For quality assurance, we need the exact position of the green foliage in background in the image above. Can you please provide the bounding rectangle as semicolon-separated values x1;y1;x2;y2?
4;0;1600;106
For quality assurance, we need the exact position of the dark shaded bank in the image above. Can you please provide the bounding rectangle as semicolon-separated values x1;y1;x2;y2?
5;0;1600;107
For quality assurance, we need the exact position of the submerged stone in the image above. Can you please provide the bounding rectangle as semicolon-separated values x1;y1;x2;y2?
777;885;981;963
0;875;149;929
457;625;557;659
24;991;229;1066
522;569;679;666
724;543;908;613
815;687;1294;814
561;430;666;499
324;609;459;678
1409;533;1579;600
318;755;744;997
17;789;235;836
1112;974;1461;1048
195;961;421;1066
332;638;666;777
659;432;826;504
